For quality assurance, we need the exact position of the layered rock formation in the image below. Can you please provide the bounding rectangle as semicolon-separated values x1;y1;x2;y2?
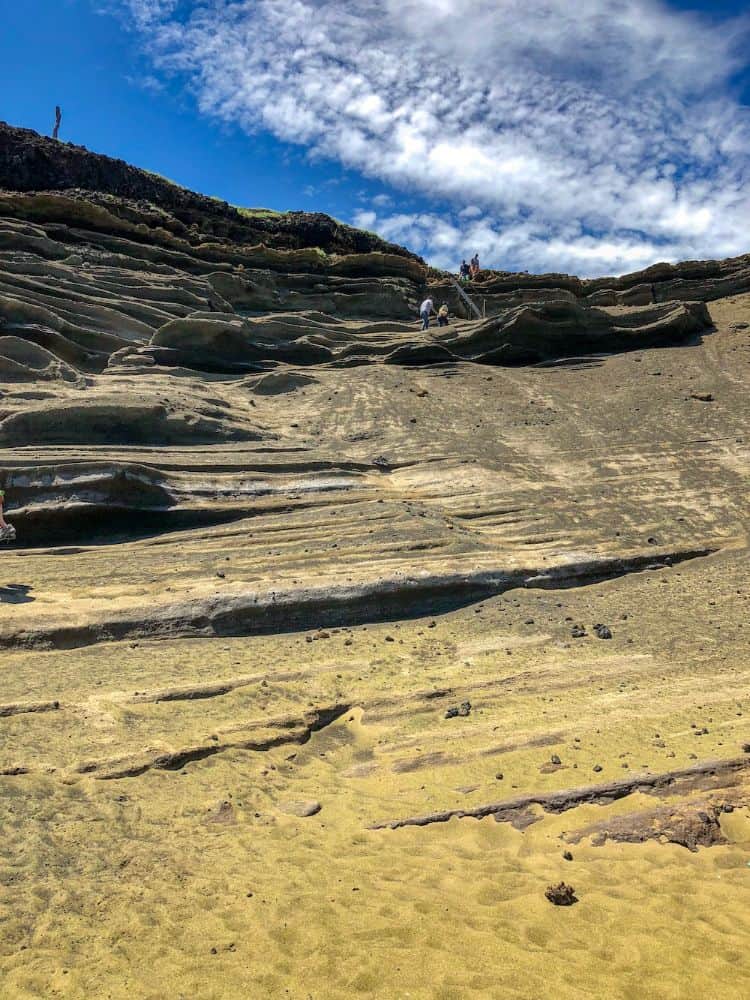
433;252;750;318
1;124;749;1000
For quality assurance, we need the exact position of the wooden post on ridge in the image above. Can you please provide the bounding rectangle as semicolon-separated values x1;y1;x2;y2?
52;106;62;140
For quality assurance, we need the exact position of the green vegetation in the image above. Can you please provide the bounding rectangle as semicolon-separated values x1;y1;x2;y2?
233;206;286;220
142;168;189;191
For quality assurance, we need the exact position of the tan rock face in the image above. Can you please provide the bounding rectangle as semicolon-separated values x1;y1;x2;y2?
1;137;750;998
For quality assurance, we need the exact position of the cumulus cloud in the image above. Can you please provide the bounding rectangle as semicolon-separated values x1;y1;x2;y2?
116;0;750;276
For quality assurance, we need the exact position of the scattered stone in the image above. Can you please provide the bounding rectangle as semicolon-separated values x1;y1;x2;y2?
205;800;236;825
551;754;562;766
594;624;612;640
593;764;603;773
690;392;714;402
278;800;322;818
445;701;472;719
571;625;587;638
562;851;574;862
373;455;390;470
545;882;578;906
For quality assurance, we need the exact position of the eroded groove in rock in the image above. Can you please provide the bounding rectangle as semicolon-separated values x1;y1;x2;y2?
369;756;750;830
0;700;60;718
0;547;717;651
13;504;253;548
84;703;352;780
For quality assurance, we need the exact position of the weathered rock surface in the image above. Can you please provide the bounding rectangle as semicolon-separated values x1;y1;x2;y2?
1;127;749;1000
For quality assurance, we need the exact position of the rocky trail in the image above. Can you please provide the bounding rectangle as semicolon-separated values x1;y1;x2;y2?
1;123;750;1000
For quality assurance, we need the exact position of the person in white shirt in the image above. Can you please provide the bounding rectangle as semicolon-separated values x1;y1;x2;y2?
419;297;435;330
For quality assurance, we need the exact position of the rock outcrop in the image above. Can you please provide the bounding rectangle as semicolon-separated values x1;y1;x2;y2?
141;299;711;372
433;255;750;318
0;121;421;259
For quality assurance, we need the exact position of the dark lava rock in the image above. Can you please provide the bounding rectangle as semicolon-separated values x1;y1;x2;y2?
445;701;472;719
0;123;420;260
593;764;603;773
567;801;726;852
571;625;587;638
690;392;714;402
563;851;574;862
545;882;578;906
373;455;391;471
594;624;613;640
551;754;562;766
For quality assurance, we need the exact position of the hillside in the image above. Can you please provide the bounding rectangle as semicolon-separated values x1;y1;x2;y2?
0;121;422;259
1;126;749;1000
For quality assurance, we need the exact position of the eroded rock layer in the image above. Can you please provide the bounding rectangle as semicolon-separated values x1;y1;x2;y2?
1;126;750;1000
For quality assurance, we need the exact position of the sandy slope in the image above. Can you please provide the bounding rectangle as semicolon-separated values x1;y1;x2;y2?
0;292;749;997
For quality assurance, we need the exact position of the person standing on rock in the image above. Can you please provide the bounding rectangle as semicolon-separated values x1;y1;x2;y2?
437;304;450;327
419;297;435;331
459;260;470;282
0;489;16;542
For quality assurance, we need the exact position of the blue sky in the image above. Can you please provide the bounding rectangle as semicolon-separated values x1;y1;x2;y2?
2;0;749;276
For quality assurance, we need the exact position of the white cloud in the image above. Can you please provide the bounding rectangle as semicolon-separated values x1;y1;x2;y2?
116;0;750;276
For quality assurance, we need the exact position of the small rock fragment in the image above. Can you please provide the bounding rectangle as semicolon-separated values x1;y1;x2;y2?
545;882;578;906
445;701;472;719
